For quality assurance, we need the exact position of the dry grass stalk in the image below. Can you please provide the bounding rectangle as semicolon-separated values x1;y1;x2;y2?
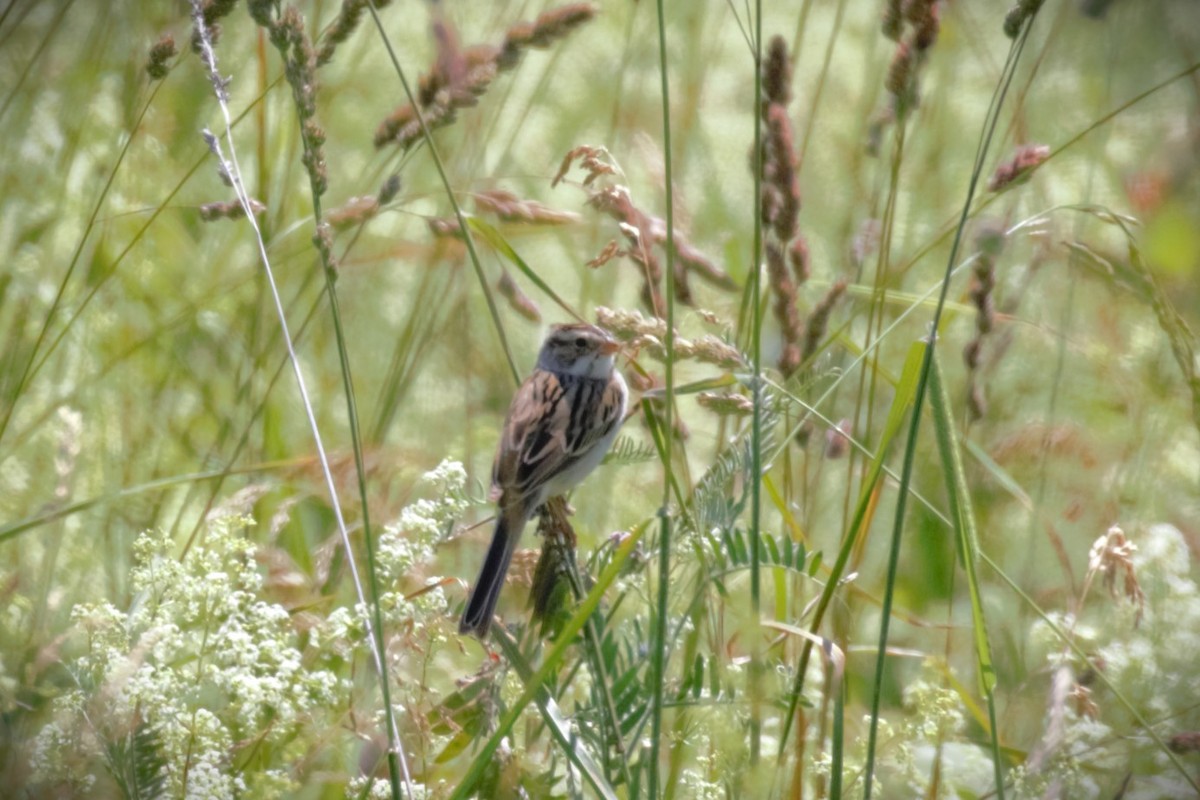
200;198;266;221
697;392;754;416
558;147;734;311
987;144;1050;192
473;189;581;225
327;176;400;229
1086;525;1146;626
497;271;542;322
595;307;743;370
374;5;596;149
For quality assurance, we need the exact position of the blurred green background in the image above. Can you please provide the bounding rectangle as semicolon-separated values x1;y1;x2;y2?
1;0;1199;797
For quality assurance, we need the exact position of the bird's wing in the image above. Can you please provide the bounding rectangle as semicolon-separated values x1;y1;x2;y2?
493;370;619;510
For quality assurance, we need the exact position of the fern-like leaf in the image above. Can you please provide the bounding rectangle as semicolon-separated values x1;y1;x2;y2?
602;434;658;467
105;722;166;800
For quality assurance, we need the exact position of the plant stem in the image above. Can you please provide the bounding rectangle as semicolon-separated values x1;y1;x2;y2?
650;0;676;795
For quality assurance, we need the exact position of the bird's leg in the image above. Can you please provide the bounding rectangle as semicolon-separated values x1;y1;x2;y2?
544;496;576;545
529;496;578;624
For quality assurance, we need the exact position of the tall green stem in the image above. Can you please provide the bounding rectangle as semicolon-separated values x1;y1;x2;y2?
748;0;765;766
649;0;676;795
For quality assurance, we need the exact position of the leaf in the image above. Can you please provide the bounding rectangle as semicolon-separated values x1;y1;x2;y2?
928;352;995;693
466;216;579;319
602;434;658;466
104;722;167;800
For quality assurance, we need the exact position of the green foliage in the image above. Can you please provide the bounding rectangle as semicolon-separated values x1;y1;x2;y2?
2;1;1199;798
104;723;167;800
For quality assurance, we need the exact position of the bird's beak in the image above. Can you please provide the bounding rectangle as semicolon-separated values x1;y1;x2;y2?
599;339;621;356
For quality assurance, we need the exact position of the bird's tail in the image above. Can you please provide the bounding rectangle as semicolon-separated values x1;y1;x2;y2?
459;507;525;637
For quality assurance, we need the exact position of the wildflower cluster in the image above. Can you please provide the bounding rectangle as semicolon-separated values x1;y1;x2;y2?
321;460;475;656
31;516;340;798
1019;524;1200;797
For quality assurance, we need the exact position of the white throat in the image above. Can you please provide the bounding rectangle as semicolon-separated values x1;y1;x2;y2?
540;350;615;379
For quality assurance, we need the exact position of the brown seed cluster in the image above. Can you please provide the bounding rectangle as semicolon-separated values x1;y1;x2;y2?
757;36;813;378
497;271;542;322
472;189;581;226
595;307;744;370
558;149;735;313
247;2;349;272
374;5;596;150
824;418;853;459
146;34;178;80
326;175;402;230
428;188;583;241
1004;0;1045;38
882;0;940;113
317;0;397;66
1169;732;1200;754
697;392;755;416
553;145;619;188
963;222;1005;420
250;3;329;200
987;144;1050;192
801;278;848;368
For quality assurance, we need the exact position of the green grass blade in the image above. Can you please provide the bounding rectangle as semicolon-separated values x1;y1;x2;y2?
449;520;647;800
490;627;620;800
465;216;581;321
650;0;678;791
927;351;1003;798
777;339;926;762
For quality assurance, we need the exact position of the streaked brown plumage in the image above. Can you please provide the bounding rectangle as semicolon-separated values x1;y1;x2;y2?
460;324;627;637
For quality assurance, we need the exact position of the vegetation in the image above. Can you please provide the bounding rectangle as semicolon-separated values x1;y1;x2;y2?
1;0;1198;797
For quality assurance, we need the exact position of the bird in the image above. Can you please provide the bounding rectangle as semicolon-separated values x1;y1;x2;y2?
459;323;628;637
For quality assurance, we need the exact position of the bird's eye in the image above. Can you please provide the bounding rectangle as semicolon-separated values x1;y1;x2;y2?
575;337;587;348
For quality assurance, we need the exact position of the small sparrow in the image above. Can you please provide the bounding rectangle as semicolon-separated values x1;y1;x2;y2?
459;323;628;637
